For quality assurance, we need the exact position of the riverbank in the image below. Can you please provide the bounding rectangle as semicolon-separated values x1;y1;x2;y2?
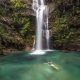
0;44;80;56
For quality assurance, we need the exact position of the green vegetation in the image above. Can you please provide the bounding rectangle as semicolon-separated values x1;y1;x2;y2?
51;0;80;50
0;0;80;54
0;0;33;53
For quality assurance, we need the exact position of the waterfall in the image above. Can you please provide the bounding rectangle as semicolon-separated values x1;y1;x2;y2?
31;0;51;55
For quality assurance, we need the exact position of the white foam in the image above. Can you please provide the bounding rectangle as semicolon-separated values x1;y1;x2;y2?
30;49;55;55
30;50;46;55
44;49;55;52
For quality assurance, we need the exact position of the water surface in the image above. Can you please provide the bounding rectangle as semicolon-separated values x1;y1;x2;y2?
0;50;80;80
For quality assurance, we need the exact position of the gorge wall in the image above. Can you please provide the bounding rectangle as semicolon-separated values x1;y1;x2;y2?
0;0;80;55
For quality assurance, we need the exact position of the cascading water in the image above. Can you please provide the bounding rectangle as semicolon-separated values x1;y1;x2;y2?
31;0;51;55
46;9;50;49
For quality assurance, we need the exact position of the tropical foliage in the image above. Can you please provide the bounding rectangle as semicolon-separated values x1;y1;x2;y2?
0;0;80;53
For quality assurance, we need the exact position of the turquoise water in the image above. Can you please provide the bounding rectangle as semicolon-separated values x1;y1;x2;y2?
0;50;80;80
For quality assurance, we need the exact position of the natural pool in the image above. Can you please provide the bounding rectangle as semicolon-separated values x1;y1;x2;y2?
0;50;80;80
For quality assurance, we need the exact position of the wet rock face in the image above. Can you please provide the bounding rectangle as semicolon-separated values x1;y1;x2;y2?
46;0;54;3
